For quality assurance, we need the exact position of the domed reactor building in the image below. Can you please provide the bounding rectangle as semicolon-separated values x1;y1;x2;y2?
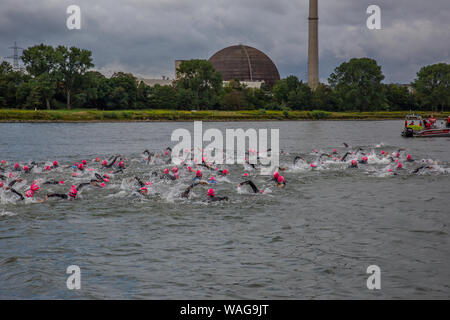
208;45;280;88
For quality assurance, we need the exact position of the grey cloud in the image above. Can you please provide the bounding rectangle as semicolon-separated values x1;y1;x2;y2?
0;0;449;83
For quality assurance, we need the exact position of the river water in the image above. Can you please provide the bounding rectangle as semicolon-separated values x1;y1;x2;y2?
0;121;449;299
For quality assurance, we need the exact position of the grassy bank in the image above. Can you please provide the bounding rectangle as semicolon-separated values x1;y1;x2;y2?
0;109;448;122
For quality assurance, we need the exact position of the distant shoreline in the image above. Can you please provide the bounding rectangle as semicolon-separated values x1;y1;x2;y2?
0;109;448;123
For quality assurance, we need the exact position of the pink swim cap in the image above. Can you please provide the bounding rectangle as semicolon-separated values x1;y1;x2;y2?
30;184;40;192
396;152;400;158
163;168;169;174
145;182;152;186
103;174;110;179
25;190;34;198
69;187;78;198
207;188;215;197
407;154;411;160
172;167;178;173
277;176;286;184
45;166;51;171
140;187;148;193
100;183;106;188
104;178;110;183
187;166;192;172
333;149;337;153
72;172;78;177
74;162;79;166
196;170;202;177
314;149;318;153
118;161;125;168
388;169;393;172
102;160;107;166
9;173;14;178
53;161;59;166
210;176;216;181
59;181;65;185
362;156;368;162
0;182;4;188
14;163;20;169
381;151;385;155
351;160;358;166
82;160;87;165
222;169;229;175
243;173;249;177
273;172;280;179
397;163;403;169
0;160;6;165
24;165;29;171
165;151;169;156
310;163;317;168
95;157;100;162
78;163;84;170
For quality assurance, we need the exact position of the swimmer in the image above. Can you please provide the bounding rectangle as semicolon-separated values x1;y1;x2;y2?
238;180;260;193
359;156;369;164
206;188;229;202
293;156;305;166
132;176;151;195
340;152;352;162
349;160;358;168
4;178;25;201
180;181;208;198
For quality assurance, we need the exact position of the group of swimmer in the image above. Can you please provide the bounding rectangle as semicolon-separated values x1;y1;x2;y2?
0;142;444;205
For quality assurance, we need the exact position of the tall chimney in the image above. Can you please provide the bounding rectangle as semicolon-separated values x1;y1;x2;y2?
308;0;319;90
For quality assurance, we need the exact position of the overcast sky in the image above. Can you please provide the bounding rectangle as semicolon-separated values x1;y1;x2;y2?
0;0;449;83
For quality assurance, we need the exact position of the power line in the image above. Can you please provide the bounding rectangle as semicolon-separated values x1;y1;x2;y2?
6;41;24;71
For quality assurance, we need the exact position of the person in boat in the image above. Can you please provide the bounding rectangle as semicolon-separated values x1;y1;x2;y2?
429;114;436;127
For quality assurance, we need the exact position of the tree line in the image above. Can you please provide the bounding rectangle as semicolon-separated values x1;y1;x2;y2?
0;44;449;112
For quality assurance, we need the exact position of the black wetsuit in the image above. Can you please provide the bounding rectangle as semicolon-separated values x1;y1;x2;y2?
180;182;202;198
44;180;60;185
8;180;24;201
105;156;120;168
341;152;351;162
207;195;229;202
160;173;177;181
239;180;260;193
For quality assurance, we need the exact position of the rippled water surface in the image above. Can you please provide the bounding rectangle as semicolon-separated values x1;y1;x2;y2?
0;121;449;299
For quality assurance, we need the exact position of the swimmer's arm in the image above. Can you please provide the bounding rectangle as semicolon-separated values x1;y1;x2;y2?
76;183;91;191
238;180;259;193
134;177;145;188
10;188;24;201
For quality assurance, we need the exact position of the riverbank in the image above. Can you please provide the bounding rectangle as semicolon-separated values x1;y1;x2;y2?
0;109;448;122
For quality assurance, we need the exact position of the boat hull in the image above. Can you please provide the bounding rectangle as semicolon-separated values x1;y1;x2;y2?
402;128;450;138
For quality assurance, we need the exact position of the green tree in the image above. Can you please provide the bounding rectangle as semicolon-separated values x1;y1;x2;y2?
287;82;312;110
0;61;29;108
412;63;450;112
384;84;415;111
54;46;94;109
149;85;178;109
312;83;342;111
107;72;138;109
329;58;385;112
21;44;58;109
175;59;223;110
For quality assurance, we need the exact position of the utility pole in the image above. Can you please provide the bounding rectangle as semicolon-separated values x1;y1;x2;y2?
6;41;24;71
